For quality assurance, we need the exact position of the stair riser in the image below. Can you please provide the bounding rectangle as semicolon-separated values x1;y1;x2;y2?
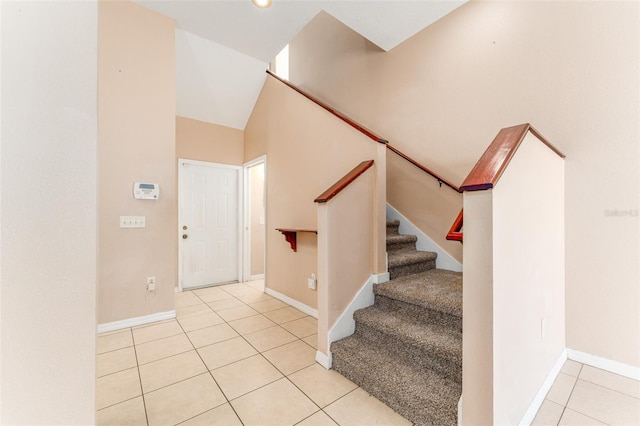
386;241;417;252
374;294;462;331
389;259;436;280
353;323;461;383
332;354;459;426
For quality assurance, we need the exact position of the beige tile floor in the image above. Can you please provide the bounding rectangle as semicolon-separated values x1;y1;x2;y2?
532;359;640;425
98;280;639;426
97;280;412;426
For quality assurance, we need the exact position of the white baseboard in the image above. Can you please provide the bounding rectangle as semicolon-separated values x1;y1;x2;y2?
321;272;388;370
249;274;265;281
316;350;332;369
328;274;377;350
373;272;389;284
386;203;462;272
265;287;318;318
518;349;568;426
567;348;640;380
98;310;176;334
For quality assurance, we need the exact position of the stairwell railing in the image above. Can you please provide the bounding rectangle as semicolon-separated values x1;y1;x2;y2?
266;70;464;242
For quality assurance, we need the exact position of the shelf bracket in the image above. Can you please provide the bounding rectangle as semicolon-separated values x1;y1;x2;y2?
276;228;318;252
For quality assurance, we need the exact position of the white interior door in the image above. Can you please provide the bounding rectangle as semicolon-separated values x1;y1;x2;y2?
180;160;240;289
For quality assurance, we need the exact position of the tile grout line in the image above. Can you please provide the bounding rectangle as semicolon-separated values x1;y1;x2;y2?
101;284;323;425
555;363;583;425
576;378;640;401
174;306;247;426
189;286;328;423
217;294;348;424
130;327;150;426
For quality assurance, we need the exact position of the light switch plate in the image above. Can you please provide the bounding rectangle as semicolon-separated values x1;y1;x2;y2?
120;216;146;228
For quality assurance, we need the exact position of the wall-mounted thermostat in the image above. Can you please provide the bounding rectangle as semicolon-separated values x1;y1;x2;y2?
133;182;159;200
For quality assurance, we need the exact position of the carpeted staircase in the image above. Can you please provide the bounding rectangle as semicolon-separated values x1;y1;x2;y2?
331;219;462;426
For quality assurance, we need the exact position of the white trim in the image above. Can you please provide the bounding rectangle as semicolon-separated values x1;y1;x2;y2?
97;310;176;334
458;395;463;426
386;203;462;272
327;274;376;351
249;273;265;281
373;272;389;284
321;272;388;371
243;155;267;283
567;348;640;380
316;350;332;369
265;287;318;318
518;349;567;426
178;159;243;291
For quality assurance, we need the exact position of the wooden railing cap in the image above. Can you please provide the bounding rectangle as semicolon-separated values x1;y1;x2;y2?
460;123;565;192
314;160;374;203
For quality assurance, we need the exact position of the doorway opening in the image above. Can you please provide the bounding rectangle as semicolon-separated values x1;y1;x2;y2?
243;156;267;286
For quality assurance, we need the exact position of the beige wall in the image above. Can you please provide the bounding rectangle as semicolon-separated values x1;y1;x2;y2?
463;133;565;424
98;0;176;324
387;151;463;262
289;2;639;367
462;190;494;425
317;167;375;355
244;76;380;310
492;133;565;424
176;116;244;165
250;163;265;276
1;1;98;423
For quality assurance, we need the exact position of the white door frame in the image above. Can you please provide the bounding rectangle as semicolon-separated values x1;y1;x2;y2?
177;158;244;291
243;155;267;284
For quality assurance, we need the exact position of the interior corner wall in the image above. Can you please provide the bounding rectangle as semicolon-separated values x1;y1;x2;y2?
289;2;640;368
244;77;379;310
1;1;98;423
176;116;244;165
98;1;176;324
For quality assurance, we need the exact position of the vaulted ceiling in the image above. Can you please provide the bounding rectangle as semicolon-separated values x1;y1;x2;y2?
135;0;466;129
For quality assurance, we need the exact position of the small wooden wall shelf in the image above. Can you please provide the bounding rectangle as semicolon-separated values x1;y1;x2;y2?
276;228;318;252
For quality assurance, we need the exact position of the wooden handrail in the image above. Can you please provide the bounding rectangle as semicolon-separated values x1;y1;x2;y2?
266;70;388;144
386;144;462;193
315;160;374;203
460;123;565;192
446;208;463;242
266;70;461;194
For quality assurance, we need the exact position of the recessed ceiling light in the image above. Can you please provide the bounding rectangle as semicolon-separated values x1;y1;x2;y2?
252;0;272;8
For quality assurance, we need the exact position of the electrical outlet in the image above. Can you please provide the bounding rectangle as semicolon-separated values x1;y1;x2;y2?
147;276;156;291
307;273;317;290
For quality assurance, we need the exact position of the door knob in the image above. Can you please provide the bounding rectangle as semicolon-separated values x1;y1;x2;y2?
182;234;188;239
183;225;188;230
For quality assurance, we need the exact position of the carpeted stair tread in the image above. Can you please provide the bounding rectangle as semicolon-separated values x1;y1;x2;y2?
386;219;400;228
387;248;437;268
375;269;462;318
386;233;417;249
330;218;462;424
353;305;461;363
332;335;460;426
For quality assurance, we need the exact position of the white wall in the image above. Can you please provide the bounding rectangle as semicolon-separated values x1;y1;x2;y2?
1;1;98;424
